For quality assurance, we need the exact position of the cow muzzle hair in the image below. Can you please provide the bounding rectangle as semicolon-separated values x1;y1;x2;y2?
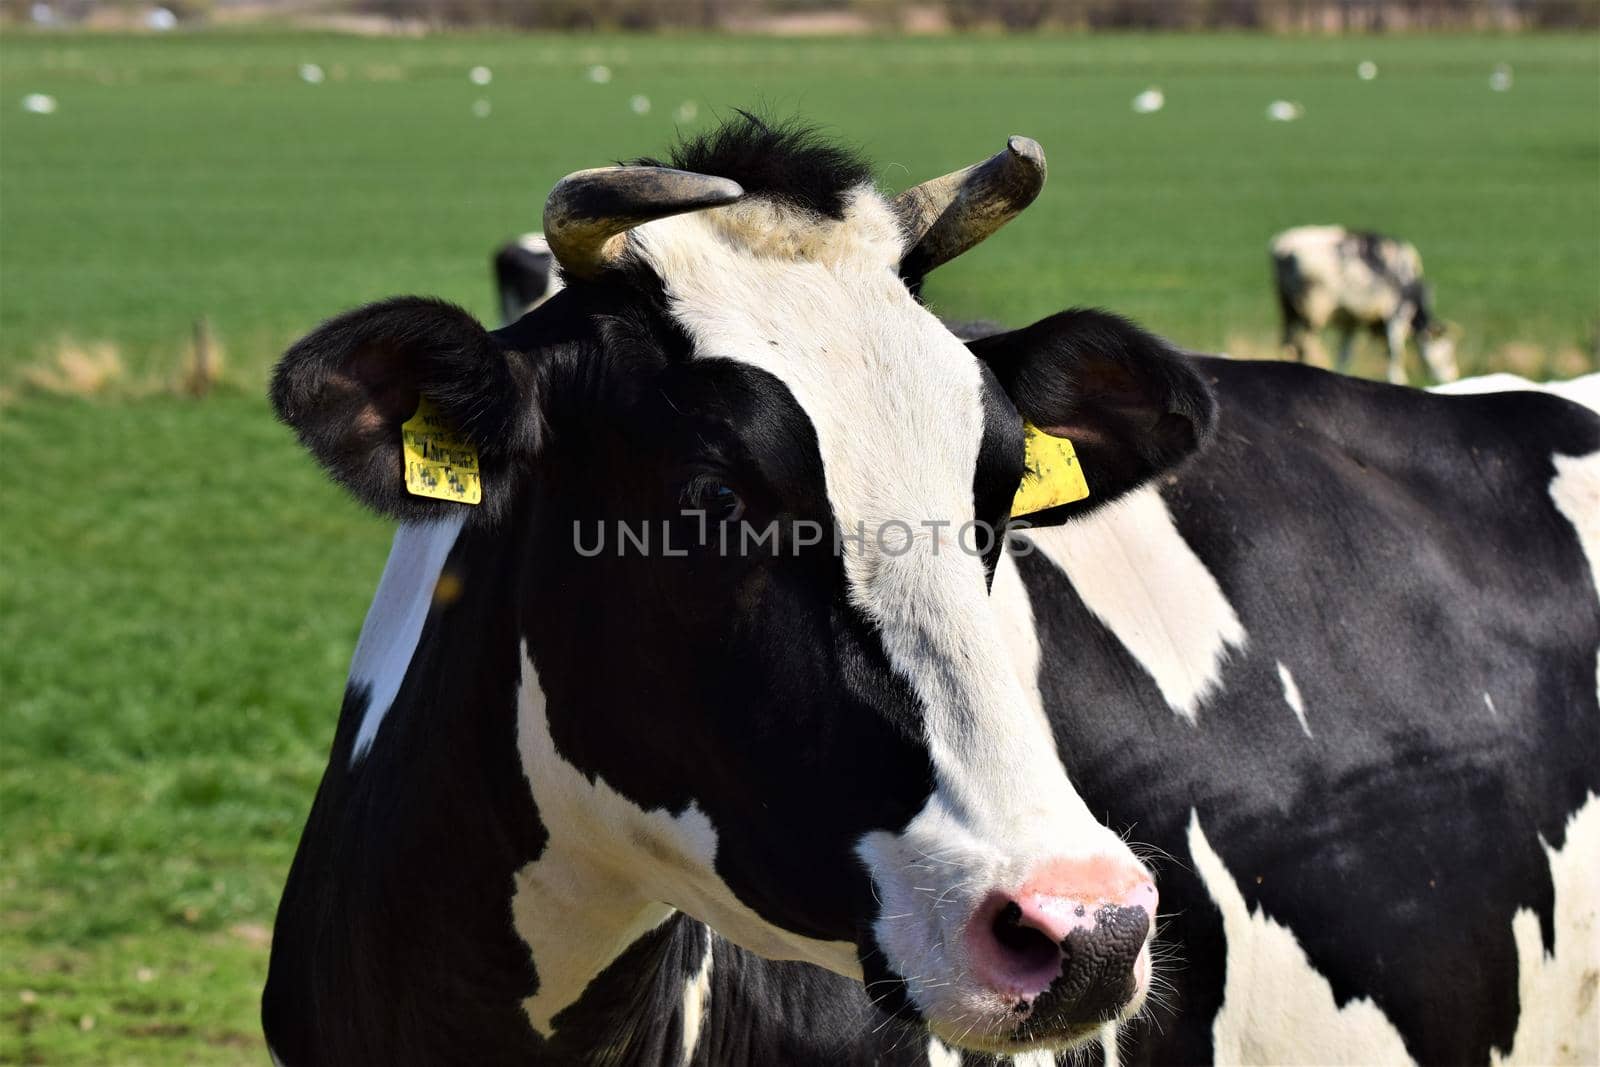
964;859;1157;1045
861;810;1159;1053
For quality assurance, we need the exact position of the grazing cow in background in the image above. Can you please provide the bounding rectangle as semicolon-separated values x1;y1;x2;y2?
1272;225;1459;385
493;232;564;326
265;116;1598;1066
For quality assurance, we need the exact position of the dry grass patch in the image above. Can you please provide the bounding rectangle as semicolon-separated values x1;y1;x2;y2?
20;341;126;398
1223;333;1598;384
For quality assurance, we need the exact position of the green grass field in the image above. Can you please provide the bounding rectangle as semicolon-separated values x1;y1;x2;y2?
1;29;1596;1065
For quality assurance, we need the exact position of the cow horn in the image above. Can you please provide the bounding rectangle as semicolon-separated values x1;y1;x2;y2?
543;167;745;280
893;136;1046;278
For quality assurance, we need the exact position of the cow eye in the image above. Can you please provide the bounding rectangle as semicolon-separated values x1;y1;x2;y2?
682;475;745;523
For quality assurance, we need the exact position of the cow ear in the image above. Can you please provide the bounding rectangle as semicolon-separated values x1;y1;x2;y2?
969;308;1215;525
270;296;543;522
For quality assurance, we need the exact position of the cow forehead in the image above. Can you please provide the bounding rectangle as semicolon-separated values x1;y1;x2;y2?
630;186;990;537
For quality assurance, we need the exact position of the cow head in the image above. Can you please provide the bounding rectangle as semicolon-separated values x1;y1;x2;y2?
272;117;1214;1054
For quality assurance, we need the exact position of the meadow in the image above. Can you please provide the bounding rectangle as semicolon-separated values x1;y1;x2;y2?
1;28;1596;1065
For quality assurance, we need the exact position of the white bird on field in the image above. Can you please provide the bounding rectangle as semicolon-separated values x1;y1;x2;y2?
1131;87;1164;114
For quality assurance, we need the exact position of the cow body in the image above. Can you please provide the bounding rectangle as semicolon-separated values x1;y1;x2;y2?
265;121;1598;1065
1022;358;1600;1065
1272;225;1459;385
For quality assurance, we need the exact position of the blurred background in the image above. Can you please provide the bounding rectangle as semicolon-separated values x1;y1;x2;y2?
1;2;1596;1062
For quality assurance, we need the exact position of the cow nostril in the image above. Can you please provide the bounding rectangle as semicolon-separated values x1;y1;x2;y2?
990;900;1060;974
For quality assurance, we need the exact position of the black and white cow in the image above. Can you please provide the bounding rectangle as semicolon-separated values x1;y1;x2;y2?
265;118;1599;1066
1272;225;1460;385
494;232;564;326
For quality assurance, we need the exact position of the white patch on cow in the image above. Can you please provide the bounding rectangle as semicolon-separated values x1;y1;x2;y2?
927;1037;963;1067
1432;372;1600;414
632;185;1144;1049
681;925;714;1063
1100;1022;1121;1067
1009;1051;1057;1067
991;549;1049;724
1022;486;1247;724
1490;792;1600;1067
1188;810;1414;1064
510;642;856;1035
1484;692;1498;717
1276;662;1311;738
1550;451;1600;694
347;516;465;765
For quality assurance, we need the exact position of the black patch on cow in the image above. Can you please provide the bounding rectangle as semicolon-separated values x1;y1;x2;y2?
1022;358;1600;1065
633;112;874;220
1405;280;1436;334
262;518;547;1065
1273;250;1310;341
1349;229;1397;283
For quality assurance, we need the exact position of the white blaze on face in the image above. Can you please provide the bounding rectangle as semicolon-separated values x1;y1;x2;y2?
632;189;1142;1041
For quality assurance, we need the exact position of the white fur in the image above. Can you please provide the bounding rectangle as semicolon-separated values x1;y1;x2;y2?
1490;793;1600;1066
632;187;1145;1049
510;642;856;1036
1100;1023;1121;1067
1188;810;1414;1064
1431;372;1600;414
1550;451;1600;701
681;925;714;1063
347;516;464;765
1276;662;1311;738
516;232;552;256
1022;486;1248;724
927;1038;963;1067
1009;1051;1058;1067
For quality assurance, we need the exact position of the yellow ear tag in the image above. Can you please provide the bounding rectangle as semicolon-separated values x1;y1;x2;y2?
401;397;482;505
1011;421;1090;517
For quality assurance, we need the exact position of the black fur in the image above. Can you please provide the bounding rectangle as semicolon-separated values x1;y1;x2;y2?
635;112;874;220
